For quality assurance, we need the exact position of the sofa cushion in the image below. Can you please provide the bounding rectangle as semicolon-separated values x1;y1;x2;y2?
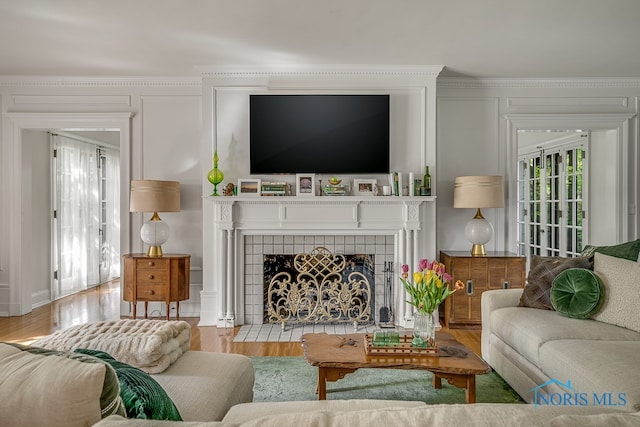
551;268;604;319
152;351;255;422
592;253;640;333
581;238;640;262
490;307;640;367
0;342;125;427
550;412;640;427
223;400;426;424
539;339;640;412
76;349;182;421
518;256;593;310
238;404;625;427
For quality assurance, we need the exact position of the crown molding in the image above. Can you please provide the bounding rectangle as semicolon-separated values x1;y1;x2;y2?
0;76;202;88
199;65;444;78
437;77;640;89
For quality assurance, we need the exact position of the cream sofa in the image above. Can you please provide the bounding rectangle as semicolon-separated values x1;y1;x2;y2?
482;252;640;412
94;402;639;426
0;344;255;427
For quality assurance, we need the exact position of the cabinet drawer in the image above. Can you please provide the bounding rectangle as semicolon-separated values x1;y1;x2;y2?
136;259;168;269
136;268;168;285
136;283;167;301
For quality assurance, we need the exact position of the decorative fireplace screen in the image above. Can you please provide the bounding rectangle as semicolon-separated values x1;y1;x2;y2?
266;247;372;331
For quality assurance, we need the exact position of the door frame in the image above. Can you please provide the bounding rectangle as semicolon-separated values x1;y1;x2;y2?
4;112;133;315
505;113;635;253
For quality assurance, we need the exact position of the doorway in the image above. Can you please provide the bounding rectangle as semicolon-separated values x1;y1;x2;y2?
50;131;120;300
506;113;634;266
6;112;132;316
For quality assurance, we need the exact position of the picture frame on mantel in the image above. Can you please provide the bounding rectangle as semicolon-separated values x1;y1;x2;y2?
353;179;378;196
296;173;316;197
237;178;261;196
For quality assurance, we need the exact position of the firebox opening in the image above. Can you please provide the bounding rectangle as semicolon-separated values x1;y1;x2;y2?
264;248;376;328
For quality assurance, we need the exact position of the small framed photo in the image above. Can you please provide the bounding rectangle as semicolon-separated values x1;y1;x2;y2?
237;178;261;196
296;174;316;197
353;179;378;196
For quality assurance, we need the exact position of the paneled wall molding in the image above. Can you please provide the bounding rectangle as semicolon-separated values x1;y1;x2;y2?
0;76;201;88
507;97;628;110
12;95;132;107
438;77;640;90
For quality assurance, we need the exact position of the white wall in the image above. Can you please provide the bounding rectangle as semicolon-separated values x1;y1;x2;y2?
21;129;51;308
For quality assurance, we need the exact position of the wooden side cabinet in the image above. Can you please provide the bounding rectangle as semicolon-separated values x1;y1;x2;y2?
440;251;525;328
122;253;190;320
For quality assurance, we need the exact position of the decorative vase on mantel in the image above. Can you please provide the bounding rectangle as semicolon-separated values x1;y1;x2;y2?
412;311;436;348
207;151;224;196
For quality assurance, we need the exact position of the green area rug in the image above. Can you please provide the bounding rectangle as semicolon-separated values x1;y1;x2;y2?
252;356;524;405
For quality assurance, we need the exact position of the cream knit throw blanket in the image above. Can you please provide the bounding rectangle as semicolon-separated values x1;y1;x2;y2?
33;319;191;374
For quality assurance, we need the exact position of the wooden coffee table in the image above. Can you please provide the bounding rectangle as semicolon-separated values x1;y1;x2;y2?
301;332;491;403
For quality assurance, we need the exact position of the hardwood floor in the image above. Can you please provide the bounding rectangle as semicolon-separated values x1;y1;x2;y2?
0;280;481;357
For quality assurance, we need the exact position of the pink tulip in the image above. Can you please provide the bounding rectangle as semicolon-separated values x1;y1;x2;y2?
418;259;429;271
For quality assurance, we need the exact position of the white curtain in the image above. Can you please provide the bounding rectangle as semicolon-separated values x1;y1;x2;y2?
103;147;121;279
53;135;101;297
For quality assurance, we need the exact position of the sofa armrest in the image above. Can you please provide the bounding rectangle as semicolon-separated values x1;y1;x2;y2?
481;289;523;362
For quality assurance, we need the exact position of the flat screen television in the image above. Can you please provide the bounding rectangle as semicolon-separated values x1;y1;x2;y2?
250;94;390;174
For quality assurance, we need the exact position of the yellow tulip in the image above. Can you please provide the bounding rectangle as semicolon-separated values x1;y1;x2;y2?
424;270;435;282
413;271;423;284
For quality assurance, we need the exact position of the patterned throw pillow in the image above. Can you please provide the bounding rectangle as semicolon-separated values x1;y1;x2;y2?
75;349;182;421
591;252;640;333
518;256;593;310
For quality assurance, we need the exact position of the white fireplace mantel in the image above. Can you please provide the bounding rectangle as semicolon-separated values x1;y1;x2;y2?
201;196;436;327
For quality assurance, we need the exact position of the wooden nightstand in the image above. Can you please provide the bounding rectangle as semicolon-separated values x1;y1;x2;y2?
440;251;525;328
122;253;190;320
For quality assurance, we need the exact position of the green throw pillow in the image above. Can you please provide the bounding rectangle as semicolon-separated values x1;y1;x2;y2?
75;349;182;421
551;268;605;319
581;239;640;262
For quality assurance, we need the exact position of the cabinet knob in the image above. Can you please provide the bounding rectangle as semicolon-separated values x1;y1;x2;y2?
148;290;155;295
148;261;155;267
148;275;154;280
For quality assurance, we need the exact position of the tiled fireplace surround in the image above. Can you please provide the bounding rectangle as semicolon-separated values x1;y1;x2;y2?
201;197;436;328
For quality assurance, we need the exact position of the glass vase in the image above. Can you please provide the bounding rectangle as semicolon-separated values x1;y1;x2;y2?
207;151;224;196
412;311;436;348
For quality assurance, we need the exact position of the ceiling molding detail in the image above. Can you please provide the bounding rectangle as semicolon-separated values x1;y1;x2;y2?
438;78;640;89
200;65;444;78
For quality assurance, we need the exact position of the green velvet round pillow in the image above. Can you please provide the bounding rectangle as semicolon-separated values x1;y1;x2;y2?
551;268;605;319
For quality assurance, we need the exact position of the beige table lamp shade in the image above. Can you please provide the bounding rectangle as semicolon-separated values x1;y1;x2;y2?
130;180;180;257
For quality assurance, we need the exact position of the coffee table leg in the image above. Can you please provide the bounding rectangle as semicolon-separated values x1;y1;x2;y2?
317;367;327;400
432;373;477;404
465;374;476;404
433;373;442;389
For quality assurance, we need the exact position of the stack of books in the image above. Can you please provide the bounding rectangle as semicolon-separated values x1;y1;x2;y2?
261;182;288;196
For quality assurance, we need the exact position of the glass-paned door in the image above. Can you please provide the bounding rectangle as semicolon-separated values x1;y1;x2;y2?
52;135;120;300
517;137;588;264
